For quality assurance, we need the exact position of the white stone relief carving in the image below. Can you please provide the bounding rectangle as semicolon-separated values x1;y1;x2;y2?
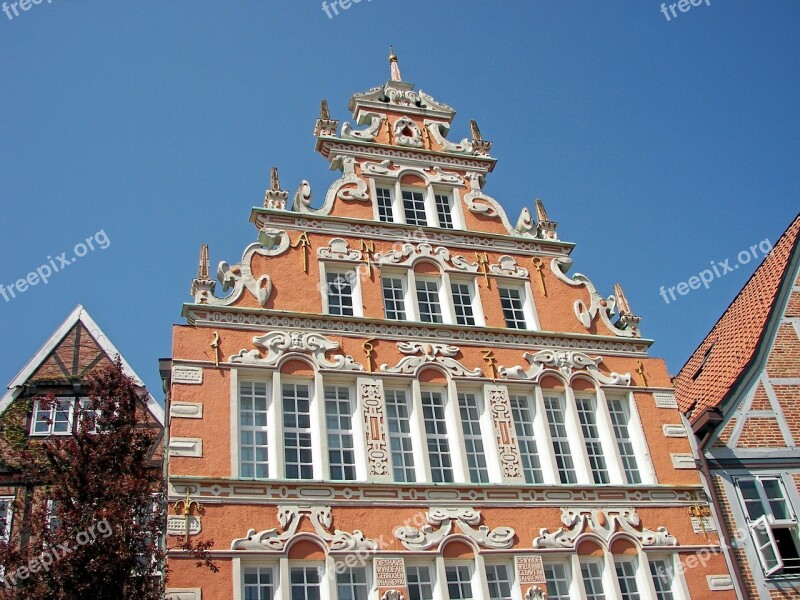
361;382;390;478
550;257;640;338
462;172;532;239
318;238;363;261
395;507;515;550
350;82;455;117
170;402;203;419
380;592;404;600
373;242;477;273
230;331;364;372
342;112;386;141
499;350;631;386
360;161;463;186
533;507;677;549
489;255;529;279
487;386;524;481
300;156;371;217
231;505;379;552
424;120;473;154
192;229;290;308
524;587;547;600
513;208;537;238
172;365;203;385
168;438;203;458
167;515;201;537
380;342;481;378
393;116;424;148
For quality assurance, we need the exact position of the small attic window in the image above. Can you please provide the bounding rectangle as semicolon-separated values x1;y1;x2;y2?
692;344;714;381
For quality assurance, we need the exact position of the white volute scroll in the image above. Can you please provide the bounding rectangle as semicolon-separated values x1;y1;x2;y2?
499;349;631;386
229;331;364;372
395;507;515;551
380;342;481;378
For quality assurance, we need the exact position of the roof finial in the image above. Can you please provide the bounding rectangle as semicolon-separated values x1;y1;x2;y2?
319;99;330;120
389;45;402;82
197;243;210;280
270;167;280;192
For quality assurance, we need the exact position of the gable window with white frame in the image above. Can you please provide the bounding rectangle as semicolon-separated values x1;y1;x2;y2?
382;276;408;321
31;397;75;435
336;565;370;600
406;563;435;600
649;557;678;600
736;475;800;576
416;278;444;324
325;270;357;317
544;394;577;484
450;280;478;326
445;562;475;600
543;561;571;600
239;381;270;479
290;563;323;599
575;395;610;485
381;270;483;327
498;284;533;330
607;397;642;485
376;186;394;223
434;192;454;229
615;557;642;600
580;558;606;600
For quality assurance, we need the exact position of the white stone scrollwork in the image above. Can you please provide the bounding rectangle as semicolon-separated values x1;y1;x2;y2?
360;161;462;186
425;120;473;154
380;342;481;378
463;172;531;238
373;242;477;273
395;507;515;551
550;257;640;338
525;586;547;600
361;382;390;478
489;255;529;279
381;592;404;600
362;160;402;177
291;180;313;212
318;238;363;261
499;350;631;386
533;507;677;549
487;387;524;481
232;505;379;552
192;229;290;307
513;208;536;237
300;156;370;217
342;112;386;141
393;116;424;148
229;331;364;372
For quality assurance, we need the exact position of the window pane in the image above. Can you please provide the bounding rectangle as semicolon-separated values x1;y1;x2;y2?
53;398;73;433
739;479;767;520
325;386;357;481
386;389;416;482
445;565;474;600
545;396;577;484
326;271;355;316
240;381;269;479
499;287;527;329
649;559;675;600
377;187;393;222
615;559;641;600
451;282;476;326
544;562;571;600
402;190;427;226
608;398;641;484
382;277;407;321
459;393;489;483
33;401;52;434
291;566;321;600
576;397;609;484
435;193;454;229
486;563;513;600
336;567;369;600
0;497;12;542
580;560;606;600
763;479;791;521
283;384;314;480
416;279;443;324
406;565;435;600
510;394;543;484
422;391;453;483
244;567;275;600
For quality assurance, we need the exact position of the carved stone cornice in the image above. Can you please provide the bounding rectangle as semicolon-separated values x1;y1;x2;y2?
533;507;678;549
395;507;515;551
380;342;482;378
231;505;379;552
317;238;363;261
229;331;364;372
499;350;631;386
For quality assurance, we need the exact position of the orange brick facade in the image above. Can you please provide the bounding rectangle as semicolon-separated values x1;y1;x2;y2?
165;59;737;600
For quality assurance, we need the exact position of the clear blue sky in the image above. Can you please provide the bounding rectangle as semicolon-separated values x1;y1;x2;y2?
1;1;797;398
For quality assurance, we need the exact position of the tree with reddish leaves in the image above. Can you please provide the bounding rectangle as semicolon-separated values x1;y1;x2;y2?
0;361;165;599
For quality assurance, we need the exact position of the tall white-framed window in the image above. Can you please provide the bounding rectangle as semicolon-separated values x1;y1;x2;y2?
434;192;454;229
421;389;453;483
382;276;408;321
579;559;606;600
649;557;677;600
0;496;13;543
282;382;314;480
607;397;642;484
402;189;428;226
485;561;514;600
243;565;276;599
509;393;543;484
543;561;571;600
457;392;489;484
406;563;436;600
544;394;577;484
324;269;358;317
239;380;270;479
376;186;394;223
736;475;800;576
450;280;478;326
290;563;324;599
324;385;357;481
77;398;101;434
416;278;444;324
497;284;536;330
385;388;416;483
615;557;642;600
336;565;370;600
31;397;74;435
444;562;475;600
575;395;610;485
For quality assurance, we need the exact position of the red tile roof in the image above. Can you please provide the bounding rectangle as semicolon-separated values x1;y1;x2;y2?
674;214;800;423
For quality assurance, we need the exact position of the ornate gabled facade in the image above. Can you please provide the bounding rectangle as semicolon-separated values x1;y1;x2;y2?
675;214;800;600
165;54;734;600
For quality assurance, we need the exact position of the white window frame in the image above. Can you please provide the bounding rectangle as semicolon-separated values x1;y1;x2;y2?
319;263;363;318
457;391;491;484
433;190;456;230
647;554;691;600
30;397;75;436
385;387;417;483
542;559;573;600
443;560;477;600
335;562;372;600
497;282;538;331
419;386;454;483
575;394;611;485
449;278;484;327
614;556;643;600
381;274;409;321
324;383;359;482
0;496;13;543
238;379;271;480
508;391;544;484
375;185;395;223
405;561;437;600
484;559;517;600
579;557;607;600
370;177;466;230
415;276;445;324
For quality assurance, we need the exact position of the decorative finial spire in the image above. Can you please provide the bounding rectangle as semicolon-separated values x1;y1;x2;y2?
469;120;482;142
270;167;280;192
389;46;402;82
198;243;210;280
319;99;330;120
534;198;549;223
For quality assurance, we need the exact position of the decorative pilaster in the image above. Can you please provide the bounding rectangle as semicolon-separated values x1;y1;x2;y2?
358;377;392;482
485;384;525;484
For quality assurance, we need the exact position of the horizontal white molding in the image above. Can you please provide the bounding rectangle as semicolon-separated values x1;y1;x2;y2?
706;575;734;591
169;437;203;458
170;402;203;419
663;424;688;438
671;454;696;470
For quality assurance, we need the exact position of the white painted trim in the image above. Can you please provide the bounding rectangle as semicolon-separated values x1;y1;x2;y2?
168;437;203;458
170;402;203;419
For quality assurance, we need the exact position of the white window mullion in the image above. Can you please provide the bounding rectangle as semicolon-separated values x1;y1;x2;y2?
571;554;589;600
410;380;432;483
230;369;240;478
624;392;656;484
564;387;593;485
406;270;420;321
446;381;469;483
313;373;327;480
434;556;449;600
533;388;559;485
351;381;370;482
424;185;438;229
638;550;661;600
392;181;404;225
271;372;283;479
278;557;290;600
